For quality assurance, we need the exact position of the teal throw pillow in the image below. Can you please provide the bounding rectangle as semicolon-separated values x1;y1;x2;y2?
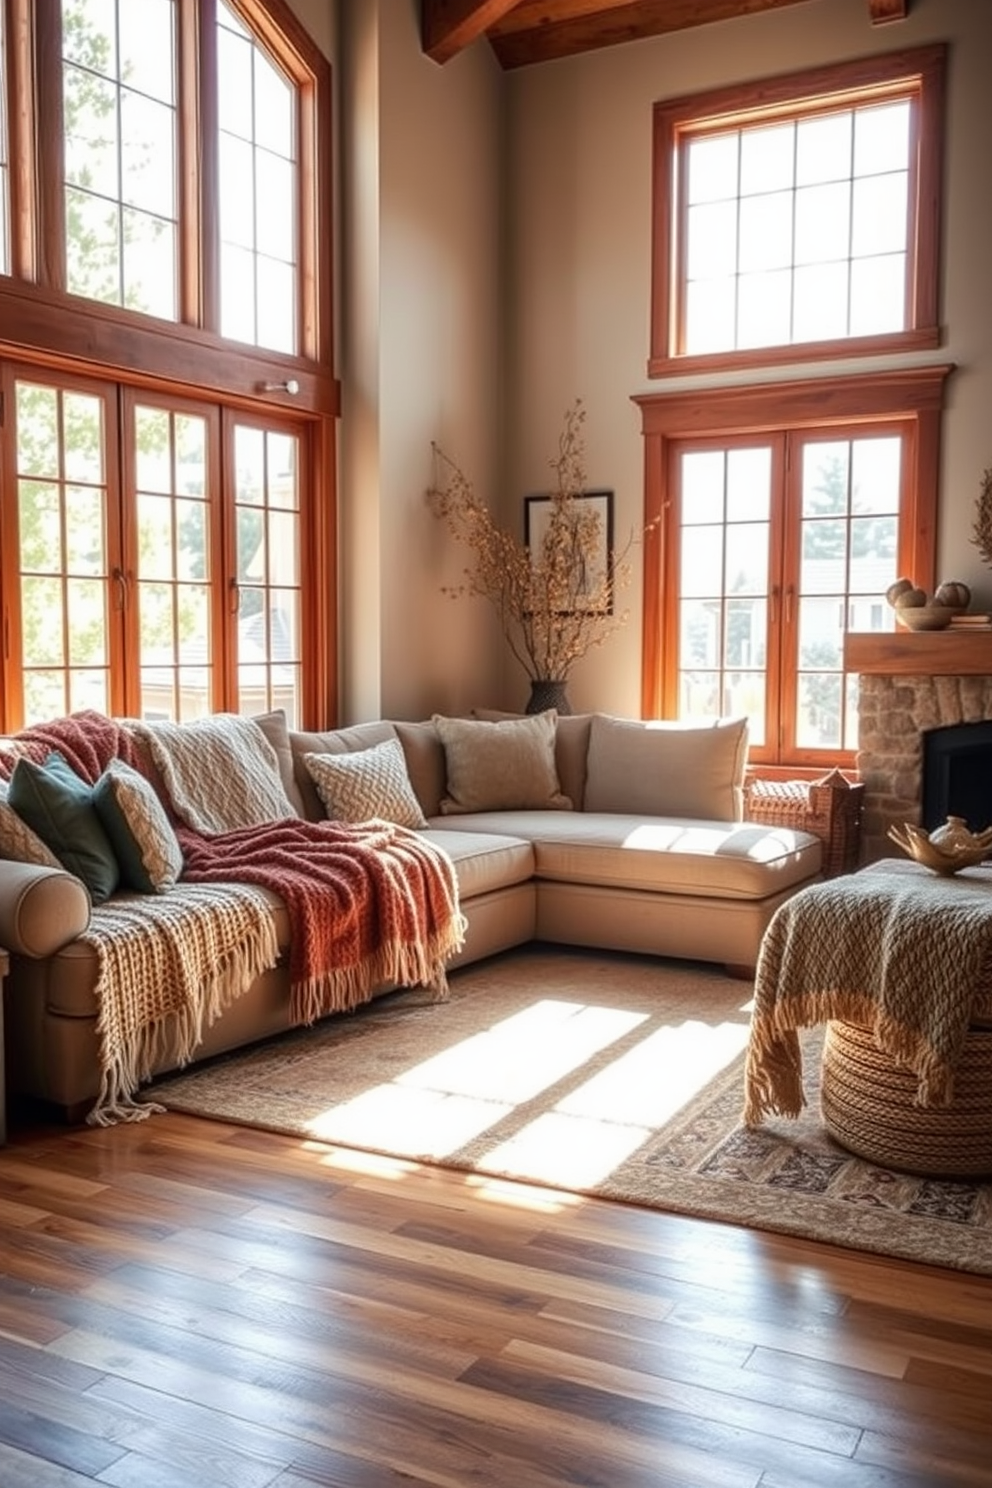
93;759;183;893
7;751;120;903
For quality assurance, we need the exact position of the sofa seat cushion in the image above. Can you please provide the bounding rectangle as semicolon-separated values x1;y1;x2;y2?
421;827;534;901
41;886;290;1020
431;811;821;900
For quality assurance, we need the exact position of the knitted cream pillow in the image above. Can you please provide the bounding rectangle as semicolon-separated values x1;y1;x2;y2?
0;785;64;869
93;759;184;893
303;738;427;828
433;711;571;814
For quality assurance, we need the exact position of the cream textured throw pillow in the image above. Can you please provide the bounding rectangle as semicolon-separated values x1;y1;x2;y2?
130;714;296;834
433;712;571;814
583;714;749;820
303;738;428;828
0;785;64;868
93;759;184;893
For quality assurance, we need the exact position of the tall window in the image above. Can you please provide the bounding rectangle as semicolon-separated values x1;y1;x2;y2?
641;47;949;768
650;47;944;378
218;1;298;352
62;0;178;316
637;367;951;768
0;0;337;734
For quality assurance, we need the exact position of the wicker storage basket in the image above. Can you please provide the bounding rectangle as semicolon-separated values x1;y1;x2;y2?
744;770;864;877
821;1019;992;1178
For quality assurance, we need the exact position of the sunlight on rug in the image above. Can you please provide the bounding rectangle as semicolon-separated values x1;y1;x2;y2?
147;945;992;1275
301;997;749;1190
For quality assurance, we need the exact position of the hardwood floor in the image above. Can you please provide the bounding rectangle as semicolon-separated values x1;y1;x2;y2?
1;1109;991;1488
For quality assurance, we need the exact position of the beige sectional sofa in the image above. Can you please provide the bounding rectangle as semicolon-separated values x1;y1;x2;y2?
0;708;822;1120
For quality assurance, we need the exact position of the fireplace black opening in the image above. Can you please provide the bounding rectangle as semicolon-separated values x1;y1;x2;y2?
921;720;992;832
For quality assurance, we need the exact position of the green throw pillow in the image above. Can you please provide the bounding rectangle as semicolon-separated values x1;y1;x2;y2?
93;759;184;893
7;751;120;903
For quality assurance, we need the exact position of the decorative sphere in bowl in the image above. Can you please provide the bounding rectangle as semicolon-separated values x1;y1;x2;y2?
888;817;992;874
895;603;954;631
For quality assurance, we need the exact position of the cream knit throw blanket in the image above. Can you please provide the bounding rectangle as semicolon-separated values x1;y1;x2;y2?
128;714;296;833
743;859;992;1125
84;882;279;1126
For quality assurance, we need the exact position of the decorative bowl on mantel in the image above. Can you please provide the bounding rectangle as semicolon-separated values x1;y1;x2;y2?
888;817;992;874
895;604;954;632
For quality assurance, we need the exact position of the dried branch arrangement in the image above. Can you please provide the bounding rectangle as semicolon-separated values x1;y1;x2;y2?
970;466;992;568
427;402;644;684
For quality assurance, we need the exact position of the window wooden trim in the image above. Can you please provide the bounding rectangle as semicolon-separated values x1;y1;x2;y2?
649;45;946;380
0;0;339;732
0;0;337;395
632;364;954;754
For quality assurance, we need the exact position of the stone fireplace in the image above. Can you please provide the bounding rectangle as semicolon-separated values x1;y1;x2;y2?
845;631;992;863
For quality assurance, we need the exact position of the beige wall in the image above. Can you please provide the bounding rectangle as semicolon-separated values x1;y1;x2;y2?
337;0;504;722
296;0;992;724
505;0;992;717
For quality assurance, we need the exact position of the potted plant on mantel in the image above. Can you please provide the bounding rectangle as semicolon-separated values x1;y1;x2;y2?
427;401;648;715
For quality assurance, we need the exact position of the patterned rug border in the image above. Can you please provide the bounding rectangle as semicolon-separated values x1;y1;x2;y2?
148;947;992;1276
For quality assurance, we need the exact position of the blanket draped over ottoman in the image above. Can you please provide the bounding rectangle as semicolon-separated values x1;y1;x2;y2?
1;712;465;1123
743;860;992;1125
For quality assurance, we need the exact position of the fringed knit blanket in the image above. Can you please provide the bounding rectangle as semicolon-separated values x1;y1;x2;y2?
85;884;279;1125
2;712;465;1123
743;859;992;1126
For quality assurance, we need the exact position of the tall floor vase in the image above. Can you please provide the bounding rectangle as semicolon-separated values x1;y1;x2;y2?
525;679;572;716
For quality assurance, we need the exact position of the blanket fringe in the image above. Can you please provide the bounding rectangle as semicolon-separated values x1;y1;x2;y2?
87;902;280;1126
746;989;959;1116
290;914;466;1026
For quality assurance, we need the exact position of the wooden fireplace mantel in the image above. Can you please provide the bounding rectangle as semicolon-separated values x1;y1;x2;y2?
845;631;992;674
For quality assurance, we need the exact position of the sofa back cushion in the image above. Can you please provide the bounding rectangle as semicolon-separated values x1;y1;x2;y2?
583;714;749;821
433;711;571;814
253;710;307;819
392;719;448;818
288;721;397;821
472;709;592;809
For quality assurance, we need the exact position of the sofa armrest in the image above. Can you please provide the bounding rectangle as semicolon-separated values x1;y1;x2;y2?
0;860;91;958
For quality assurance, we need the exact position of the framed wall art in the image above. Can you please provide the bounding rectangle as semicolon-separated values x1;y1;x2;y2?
523;489;614;613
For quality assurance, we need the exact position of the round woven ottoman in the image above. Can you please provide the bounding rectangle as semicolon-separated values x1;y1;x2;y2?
821;1019;992;1178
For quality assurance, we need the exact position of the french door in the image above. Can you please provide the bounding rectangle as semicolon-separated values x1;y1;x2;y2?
0;362;304;731
666;421;909;764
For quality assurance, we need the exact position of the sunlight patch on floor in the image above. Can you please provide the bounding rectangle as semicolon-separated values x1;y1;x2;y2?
301;998;749;1183
305;1084;513;1154
396;999;647;1103
556;1018;750;1128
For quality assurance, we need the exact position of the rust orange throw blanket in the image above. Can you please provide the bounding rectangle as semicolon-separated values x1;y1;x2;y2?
177;818;463;1021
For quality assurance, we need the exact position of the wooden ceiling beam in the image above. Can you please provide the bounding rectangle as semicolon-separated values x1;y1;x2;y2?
868;0;908;21
488;0;811;69
422;0;524;64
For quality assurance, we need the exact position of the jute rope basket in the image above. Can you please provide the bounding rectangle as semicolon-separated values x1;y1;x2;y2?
821;1019;992;1178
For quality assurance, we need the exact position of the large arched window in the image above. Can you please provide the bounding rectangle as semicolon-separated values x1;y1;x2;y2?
0;0;336;732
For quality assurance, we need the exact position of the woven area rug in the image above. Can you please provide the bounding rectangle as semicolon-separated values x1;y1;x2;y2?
148;944;992;1275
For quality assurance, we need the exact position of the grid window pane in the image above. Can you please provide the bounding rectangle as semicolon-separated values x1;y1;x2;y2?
217;0;298;355
61;0;177;321
677;81;916;358
135;404;213;722
675;446;773;748
234;423;302;723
